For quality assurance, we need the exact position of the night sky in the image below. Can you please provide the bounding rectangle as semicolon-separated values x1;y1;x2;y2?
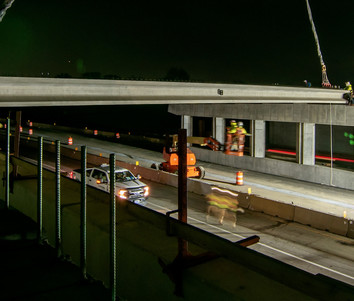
0;0;353;86
0;1;353;137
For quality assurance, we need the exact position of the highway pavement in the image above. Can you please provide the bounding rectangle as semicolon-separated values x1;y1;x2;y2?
15;127;354;287
29;127;354;219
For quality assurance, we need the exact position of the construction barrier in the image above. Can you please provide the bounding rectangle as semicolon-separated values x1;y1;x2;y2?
249;196;295;221
188;179;213;196
236;192;251;209
294;207;348;236
347;220;354;239
236;171;244;185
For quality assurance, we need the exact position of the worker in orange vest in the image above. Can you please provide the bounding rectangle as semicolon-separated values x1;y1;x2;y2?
345;82;353;105
235;121;248;152
227;120;238;151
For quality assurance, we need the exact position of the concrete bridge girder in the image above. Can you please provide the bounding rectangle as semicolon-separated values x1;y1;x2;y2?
0;76;348;107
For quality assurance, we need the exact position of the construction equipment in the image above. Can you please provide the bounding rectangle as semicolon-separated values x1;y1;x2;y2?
152;135;205;178
187;136;222;151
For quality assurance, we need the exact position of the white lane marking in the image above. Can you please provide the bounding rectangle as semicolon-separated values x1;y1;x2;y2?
148;202;354;282
207;173;354;209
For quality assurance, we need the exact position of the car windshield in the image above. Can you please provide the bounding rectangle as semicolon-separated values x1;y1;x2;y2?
115;170;136;182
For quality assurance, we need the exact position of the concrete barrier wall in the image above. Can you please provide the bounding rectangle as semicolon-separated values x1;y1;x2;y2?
30;145;353;239
91;153;353;239
9;142;353;239
294;207;348;237
347;220;354;239
191;147;354;191
249;196;295;221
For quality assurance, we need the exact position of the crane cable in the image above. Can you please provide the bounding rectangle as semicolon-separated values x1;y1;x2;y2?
305;0;331;86
0;0;15;23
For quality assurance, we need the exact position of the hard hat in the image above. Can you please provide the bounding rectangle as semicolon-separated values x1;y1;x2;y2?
346;81;351;86
238;121;244;127
230;120;236;123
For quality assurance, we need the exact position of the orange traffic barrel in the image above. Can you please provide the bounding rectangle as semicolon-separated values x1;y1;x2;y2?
68;137;73;145
29;128;33;135
116;132;120;139
20;126;23;132
236;171;244;185
94;130;98;135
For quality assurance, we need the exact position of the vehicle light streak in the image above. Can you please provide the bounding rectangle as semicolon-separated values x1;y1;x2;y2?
267;149;354;163
211;186;238;197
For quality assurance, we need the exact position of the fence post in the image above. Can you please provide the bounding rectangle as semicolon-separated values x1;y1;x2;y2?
110;153;117;300
5;118;10;209
178;129;188;257
80;145;87;278
55;140;62;257
37;136;43;243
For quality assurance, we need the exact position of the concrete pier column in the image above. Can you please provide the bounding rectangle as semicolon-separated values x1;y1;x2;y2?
181;115;192;137
302;123;316;165
297;123;315;165
296;123;303;164
252;120;266;158
213;117;225;145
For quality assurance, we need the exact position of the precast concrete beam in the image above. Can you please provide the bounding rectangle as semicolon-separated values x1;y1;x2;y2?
253;120;266;158
0;76;348;107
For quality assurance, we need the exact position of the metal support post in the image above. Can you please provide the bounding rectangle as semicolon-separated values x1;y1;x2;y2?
80;146;87;279
110;153;117;300
178;129;188;257
13;111;21;178
14;111;21;158
55;140;62;257
5;118;10;209
37;136;43;243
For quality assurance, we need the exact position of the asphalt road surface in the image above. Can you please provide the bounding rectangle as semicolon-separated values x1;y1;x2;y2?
15;130;354;287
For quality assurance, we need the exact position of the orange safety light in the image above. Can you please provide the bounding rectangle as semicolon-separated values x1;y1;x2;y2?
68;137;73;145
29;128;33;135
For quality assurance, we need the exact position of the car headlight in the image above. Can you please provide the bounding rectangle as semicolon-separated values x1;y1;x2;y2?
144;186;149;197
118;189;128;199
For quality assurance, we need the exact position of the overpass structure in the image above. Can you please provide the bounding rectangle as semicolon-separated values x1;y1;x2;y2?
1;76;354;299
0;76;353;189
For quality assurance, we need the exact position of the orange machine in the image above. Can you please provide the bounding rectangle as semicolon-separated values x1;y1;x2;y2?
152;135;205;179
160;146;205;178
